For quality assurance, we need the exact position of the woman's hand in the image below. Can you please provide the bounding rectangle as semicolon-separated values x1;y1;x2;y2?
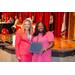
17;57;21;60
39;41;54;55
40;49;45;55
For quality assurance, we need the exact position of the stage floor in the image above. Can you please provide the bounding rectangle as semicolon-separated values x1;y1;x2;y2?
0;34;75;57
52;36;75;49
0;34;75;50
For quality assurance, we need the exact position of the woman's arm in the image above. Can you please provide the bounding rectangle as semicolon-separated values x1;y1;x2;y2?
40;41;54;54
15;30;21;59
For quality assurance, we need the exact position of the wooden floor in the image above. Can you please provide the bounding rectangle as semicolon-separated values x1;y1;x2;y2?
0;34;75;51
52;36;75;50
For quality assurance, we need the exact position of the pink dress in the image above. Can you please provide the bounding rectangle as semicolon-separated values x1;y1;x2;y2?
32;31;54;62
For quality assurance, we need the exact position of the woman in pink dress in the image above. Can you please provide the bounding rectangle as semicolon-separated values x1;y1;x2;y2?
32;22;54;62
15;19;33;62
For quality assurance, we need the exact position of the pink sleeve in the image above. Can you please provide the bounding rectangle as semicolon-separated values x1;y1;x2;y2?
46;31;54;41
15;30;21;58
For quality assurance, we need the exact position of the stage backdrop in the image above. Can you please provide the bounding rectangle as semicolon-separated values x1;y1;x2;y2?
2;12;69;36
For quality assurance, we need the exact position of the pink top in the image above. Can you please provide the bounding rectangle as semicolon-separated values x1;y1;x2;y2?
15;30;32;58
32;31;54;62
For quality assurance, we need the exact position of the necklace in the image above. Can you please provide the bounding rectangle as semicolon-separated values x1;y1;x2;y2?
37;33;43;42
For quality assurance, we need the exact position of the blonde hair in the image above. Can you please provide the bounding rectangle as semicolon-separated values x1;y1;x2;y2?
21;19;33;36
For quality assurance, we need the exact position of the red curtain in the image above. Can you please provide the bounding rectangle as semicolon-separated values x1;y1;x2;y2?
2;12;69;36
53;12;68;36
29;12;32;19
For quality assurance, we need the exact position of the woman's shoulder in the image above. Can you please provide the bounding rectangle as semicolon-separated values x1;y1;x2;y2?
46;31;53;35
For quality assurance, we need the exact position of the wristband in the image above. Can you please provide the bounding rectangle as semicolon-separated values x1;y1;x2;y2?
45;49;47;51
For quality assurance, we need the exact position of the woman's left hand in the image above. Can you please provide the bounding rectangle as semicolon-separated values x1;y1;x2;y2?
40;49;45;55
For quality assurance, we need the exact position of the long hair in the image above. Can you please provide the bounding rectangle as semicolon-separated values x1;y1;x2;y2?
21;19;33;36
33;22;47;36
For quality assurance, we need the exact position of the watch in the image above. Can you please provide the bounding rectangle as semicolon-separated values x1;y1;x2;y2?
45;49;47;51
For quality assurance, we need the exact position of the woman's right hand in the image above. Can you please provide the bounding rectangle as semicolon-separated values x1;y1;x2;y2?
17;57;21;60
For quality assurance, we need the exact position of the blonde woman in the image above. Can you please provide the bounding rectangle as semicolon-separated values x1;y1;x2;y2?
15;19;33;62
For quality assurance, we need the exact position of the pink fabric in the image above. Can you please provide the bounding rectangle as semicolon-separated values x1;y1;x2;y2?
15;30;32;62
32;31;54;62
19;54;32;62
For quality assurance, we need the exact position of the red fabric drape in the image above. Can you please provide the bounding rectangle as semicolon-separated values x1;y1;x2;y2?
54;12;58;35
35;12;40;23
43;12;50;30
25;12;29;18
53;12;68;36
18;12;22;23
22;12;25;22
39;12;44;22
34;12;44;23
29;12;32;19
34;12;36;23
2;12;69;36
57;12;61;36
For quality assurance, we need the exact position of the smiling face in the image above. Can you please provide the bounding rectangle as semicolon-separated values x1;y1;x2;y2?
38;23;44;33
24;21;30;31
15;16;18;20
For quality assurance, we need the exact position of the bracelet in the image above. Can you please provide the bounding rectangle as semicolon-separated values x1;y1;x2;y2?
45;49;47;51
